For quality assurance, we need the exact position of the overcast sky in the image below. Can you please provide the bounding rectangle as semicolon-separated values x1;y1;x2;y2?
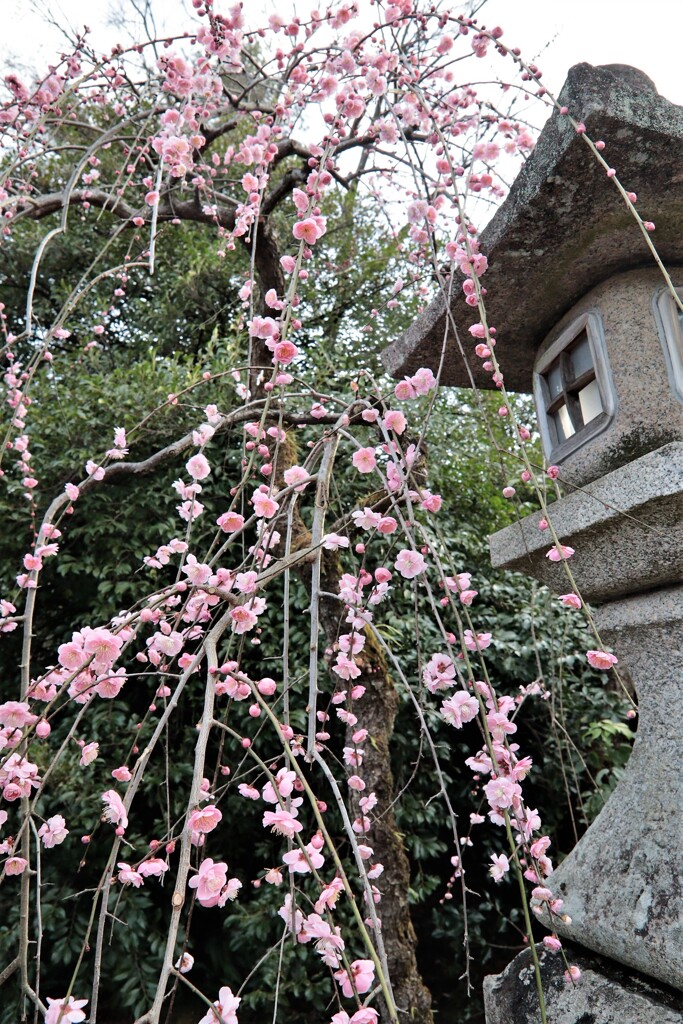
4;0;683;106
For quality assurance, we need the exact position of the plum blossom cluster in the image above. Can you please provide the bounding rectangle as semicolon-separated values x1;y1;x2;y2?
437;667;565;934
188;857;241;908
0;2;620;1020
416;558;569;950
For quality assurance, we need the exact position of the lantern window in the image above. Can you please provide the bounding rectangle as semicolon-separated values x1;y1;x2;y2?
534;312;615;460
653;288;683;403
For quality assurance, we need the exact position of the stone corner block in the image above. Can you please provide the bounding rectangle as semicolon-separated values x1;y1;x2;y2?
483;943;683;1024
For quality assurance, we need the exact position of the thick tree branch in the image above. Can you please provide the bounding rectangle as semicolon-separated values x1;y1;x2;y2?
12;188;239;233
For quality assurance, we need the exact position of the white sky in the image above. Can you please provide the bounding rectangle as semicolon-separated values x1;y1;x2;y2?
4;0;683;109
481;0;683;106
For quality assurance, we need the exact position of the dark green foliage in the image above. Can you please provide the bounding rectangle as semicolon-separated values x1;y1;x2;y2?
0;358;633;1023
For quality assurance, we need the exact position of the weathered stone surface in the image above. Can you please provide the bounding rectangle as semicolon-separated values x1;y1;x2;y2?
382;63;683;392
484;942;683;1024
536;586;683;989
488;442;683;602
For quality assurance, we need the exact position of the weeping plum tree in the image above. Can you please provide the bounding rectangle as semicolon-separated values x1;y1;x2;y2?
0;2;651;1023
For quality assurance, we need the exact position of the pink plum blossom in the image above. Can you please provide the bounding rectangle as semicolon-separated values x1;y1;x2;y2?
262;768;296;803
490;853;510;882
383;409;406;434
0;753;40;799
186;453;211;479
283;465;309;491
262;809;303;838
44;997;88;1024
5;856;28;875
322;533;349;551
394;378;417;400
332;1013;378;1024
248;315;277;339
532;885;553;902
117;863;143;887
315;876;344;914
441;692;479;728
38;815;69;849
423;652;456;693
197;986;240;1024
484;775;522;811
352;447;377;474
177;499;204;521
182;555;213;586
151;630;184;658
79;742;99;767
85;461;105;481
187;804;222;834
334;958;375;998
216;511;245;533
82;627;123;669
395;549;426;579
175;951;195;973
333;653;360;681
420;491;442;512
487;711;517;741
230;599;264;634
463;629;492;651
0;701;36;729
343;746;363;767
352;507;381;530
237;784;260;800
283;840;325;873
94;668;126;699
252;490;279;518
138;858;169;878
586;650;618;670
235;571;258;593
546;545;575;562
412;367;437;394
102;790;128;830
188;858;241;908
300;912;344;966
273;340;298;364
292;216;326;244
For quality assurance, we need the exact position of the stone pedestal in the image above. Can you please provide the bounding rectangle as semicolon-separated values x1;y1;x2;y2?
539;587;683;988
484;942;683;1024
486;442;683;1011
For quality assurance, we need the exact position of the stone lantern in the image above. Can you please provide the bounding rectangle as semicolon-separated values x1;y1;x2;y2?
383;63;683;1022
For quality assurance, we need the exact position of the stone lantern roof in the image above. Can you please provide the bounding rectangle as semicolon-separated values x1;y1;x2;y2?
382;63;683;393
